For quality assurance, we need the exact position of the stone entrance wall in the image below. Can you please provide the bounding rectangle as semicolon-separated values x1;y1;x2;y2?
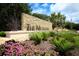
21;13;52;31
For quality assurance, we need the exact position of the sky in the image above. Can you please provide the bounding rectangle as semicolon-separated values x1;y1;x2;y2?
29;3;79;23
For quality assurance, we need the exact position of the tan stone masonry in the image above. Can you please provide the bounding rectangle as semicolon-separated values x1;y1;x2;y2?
21;13;52;31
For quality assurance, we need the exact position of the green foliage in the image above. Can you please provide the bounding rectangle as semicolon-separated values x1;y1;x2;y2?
51;37;73;53
65;21;79;30
50;31;79;54
49;31;57;37
30;32;43;44
0;44;5;55
58;31;77;42
42;32;50;41
32;13;50;21
50;12;66;29
30;30;79;53
0;3;32;31
0;31;6;37
30;31;53;43
73;36;79;48
18;3;32;14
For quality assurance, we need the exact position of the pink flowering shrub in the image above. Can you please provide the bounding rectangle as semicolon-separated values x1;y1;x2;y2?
3;40;25;56
22;40;58;56
0;40;58;56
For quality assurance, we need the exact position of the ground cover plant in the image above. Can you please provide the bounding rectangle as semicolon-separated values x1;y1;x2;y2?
30;32;52;44
30;32;43;44
3;40;25;56
30;31;55;40
0;40;59;56
50;37;74;55
50;31;79;55
73;36;79;48
42;32;50;41
0;31;6;37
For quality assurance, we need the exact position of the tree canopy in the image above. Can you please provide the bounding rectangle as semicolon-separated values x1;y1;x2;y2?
32;13;50;21
50;12;66;29
0;3;31;31
65;22;79;30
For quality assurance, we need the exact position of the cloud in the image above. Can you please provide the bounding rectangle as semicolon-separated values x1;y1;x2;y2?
32;8;46;14
62;4;79;14
29;3;40;9
32;8;51;15
41;3;48;7
50;3;68;13
30;3;53;15
29;3;79;23
63;4;79;23
50;3;79;23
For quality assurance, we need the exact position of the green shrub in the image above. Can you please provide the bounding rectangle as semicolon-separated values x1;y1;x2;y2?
49;32;56;37
58;31;77;36
0;31;6;37
30;32;51;42
42;32;50;41
30;32;43;44
0;44;5;55
50;31;79;54
73;36;79;48
51;37;74;53
58;31;76;42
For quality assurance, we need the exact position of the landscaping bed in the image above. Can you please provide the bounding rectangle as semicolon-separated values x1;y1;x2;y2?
0;31;79;56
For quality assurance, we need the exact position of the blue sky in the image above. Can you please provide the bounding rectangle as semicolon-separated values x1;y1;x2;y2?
29;3;54;15
29;3;79;23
